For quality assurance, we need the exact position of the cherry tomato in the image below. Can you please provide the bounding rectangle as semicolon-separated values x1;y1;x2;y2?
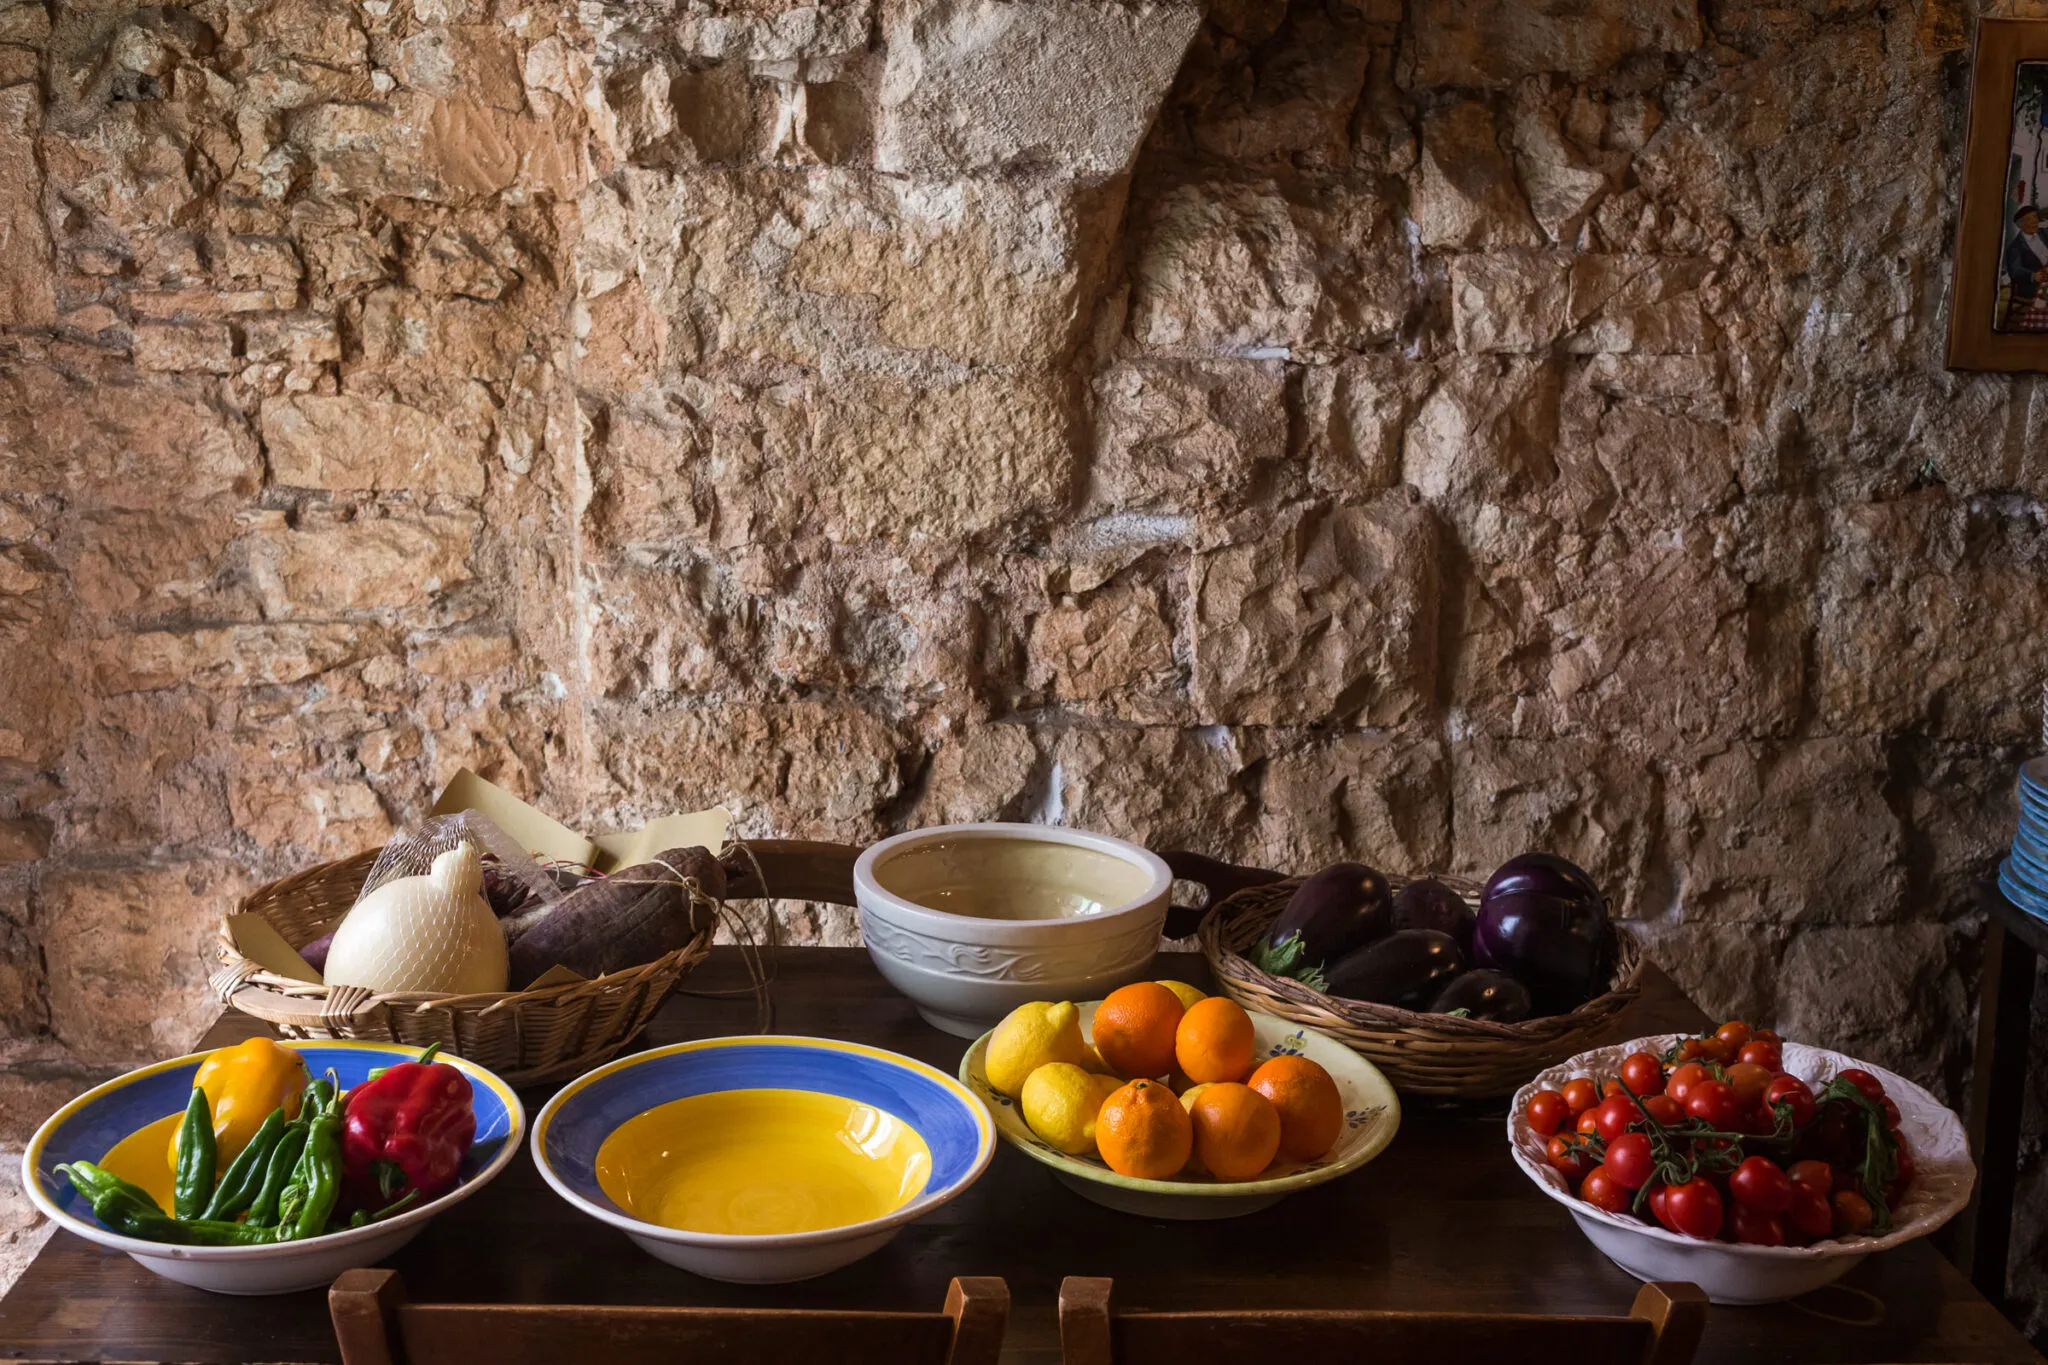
1882;1096;1902;1130
1725;1061;1775;1107
1764;1074;1816;1126
1715;1021;1753;1053
1641;1094;1684;1127
1647;1183;1678;1232
1787;1185;1834;1242
1837;1069;1886;1103
1787;1160;1833;1195
1832;1189;1875;1235
1619;1052;1665;1098
1753;1027;1782;1045
1664;1178;1725;1240
1729;1202;1787;1246
1601;1079;1629;1101
1593;1095;1638;1143
1604;1132;1655;1190
1698;1035;1736;1065
1526;1090;1571;1137
1577;1109;1602;1136
1581;1165;1632;1214
1737;1039;1783;1071
1686;1079;1743;1130
1562;1077;1601;1115
1892;1146;1917;1197
1548;1135;1594;1181
1728;1155;1793;1212
1666;1062;1709;1108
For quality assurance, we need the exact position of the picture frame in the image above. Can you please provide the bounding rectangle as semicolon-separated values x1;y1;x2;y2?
1947;19;2048;370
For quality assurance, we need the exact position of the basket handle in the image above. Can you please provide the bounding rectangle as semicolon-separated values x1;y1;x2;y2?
1159;851;1284;939
720;840;862;906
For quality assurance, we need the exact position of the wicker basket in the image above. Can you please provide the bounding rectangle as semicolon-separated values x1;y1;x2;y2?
211;848;713;1086
1199;873;1644;1098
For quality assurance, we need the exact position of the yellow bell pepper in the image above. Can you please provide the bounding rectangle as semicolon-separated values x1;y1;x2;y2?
168;1037;308;1169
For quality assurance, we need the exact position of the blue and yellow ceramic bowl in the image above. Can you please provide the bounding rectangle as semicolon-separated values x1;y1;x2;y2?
22;1040;523;1295
533;1036;994;1282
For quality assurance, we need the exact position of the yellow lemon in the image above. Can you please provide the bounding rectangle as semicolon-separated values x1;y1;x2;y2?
1080;1041;1115;1075
1021;1064;1121;1156
986;1001;1088;1097
1157;980;1208;1011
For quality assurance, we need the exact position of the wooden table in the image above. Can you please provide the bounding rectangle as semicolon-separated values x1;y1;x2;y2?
2;948;2040;1365
1960;881;2045;1305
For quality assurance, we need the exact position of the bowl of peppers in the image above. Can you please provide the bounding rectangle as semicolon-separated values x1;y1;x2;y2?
21;1036;524;1294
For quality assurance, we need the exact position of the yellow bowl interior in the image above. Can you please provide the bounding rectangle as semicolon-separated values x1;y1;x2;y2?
595;1089;933;1236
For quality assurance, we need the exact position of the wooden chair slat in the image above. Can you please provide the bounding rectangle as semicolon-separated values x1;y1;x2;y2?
332;1269;1007;1365
1059;1277;1708;1365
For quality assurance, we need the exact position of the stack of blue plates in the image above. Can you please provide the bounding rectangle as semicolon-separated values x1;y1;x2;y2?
1999;756;2048;919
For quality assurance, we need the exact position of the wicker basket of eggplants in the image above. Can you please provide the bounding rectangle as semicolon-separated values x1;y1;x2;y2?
1195;854;1644;1098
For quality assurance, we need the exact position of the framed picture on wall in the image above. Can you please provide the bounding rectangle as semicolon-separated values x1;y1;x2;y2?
1949;19;2048;369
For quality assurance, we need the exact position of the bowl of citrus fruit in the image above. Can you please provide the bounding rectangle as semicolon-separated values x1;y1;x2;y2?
960;980;1400;1218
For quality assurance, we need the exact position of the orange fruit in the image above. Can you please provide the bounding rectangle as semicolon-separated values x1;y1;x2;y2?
1093;982;1184;1080
1248;1055;1343;1162
1185;1082;1281;1181
1174;996;1256;1084
1096;1078;1194;1179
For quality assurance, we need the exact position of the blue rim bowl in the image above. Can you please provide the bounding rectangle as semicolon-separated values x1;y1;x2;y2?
2000;860;2048;919
532;1036;995;1284
22;1040;523;1295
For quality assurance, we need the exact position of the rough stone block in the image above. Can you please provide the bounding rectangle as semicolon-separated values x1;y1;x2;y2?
1086;359;1287;520
1449;251;1571;353
262;394;487;497
1402;355;1560;510
0;87;54;327
1411;100;1542;249
91;625;376;694
1816;491;2048;744
672;0;874;61
1129;175;1407;354
876;0;1201;178
809;371;1074;542
1409;0;1704;88
1449;735;1658;911
0;365;262;509
38;861;254;1063
1301;354;1434;497
597;702;907;843
134;320;236;372
1027;580;1181;722
1192;492;1439;726
1255;729;1451;875
246;512;477;616
1664;739;1904;927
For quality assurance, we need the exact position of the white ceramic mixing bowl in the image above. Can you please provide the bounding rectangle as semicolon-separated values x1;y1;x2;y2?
853;824;1172;1037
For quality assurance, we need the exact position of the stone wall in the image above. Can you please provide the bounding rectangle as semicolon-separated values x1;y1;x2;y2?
0;0;2042;1333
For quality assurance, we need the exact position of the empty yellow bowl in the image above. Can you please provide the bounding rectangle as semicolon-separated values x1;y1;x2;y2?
595;1089;933;1236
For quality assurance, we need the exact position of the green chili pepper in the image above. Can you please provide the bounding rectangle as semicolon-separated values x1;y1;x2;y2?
54;1162;281;1244
291;1102;344;1240
171;1087;216;1221
245;1120;309;1228
201;1108;286;1221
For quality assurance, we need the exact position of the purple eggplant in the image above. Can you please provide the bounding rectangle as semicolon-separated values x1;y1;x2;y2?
1320;929;1464;1008
1474;853;1613;1013
1255;862;1393;980
1430;968;1532;1022
1391;878;1475;955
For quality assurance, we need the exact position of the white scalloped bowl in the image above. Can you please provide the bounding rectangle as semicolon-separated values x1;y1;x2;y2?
854;824;1172;1038
1508;1035;1974;1305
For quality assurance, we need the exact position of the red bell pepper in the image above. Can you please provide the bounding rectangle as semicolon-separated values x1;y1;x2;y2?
340;1043;475;1209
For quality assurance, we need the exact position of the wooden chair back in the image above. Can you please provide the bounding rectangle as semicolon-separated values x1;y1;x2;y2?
1057;1277;1707;1365
331;1268;1008;1365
